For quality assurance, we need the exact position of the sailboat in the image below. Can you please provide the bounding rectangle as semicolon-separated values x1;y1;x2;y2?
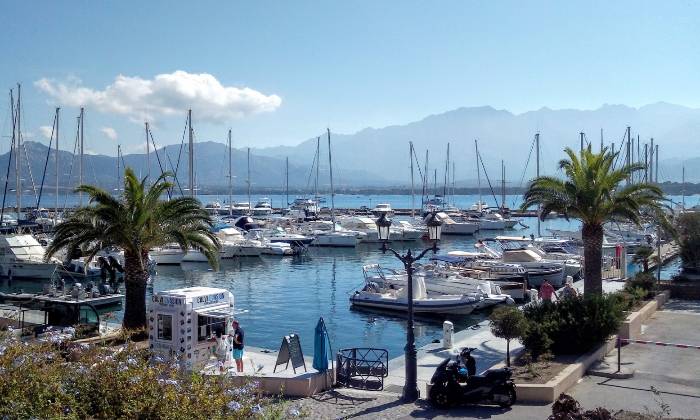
307;129;361;247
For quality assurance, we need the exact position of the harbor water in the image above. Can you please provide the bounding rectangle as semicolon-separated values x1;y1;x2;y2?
0;193;689;359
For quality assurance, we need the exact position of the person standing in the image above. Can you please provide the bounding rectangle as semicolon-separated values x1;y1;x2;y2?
539;278;555;301
231;320;245;373
558;276;579;299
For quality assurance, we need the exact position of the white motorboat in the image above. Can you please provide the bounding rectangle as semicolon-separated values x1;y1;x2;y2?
216;228;264;257
311;231;362;247
0;234;60;279
350;274;482;315
261;226;314;246
371;203;395;217
362;264;514;310
225;202;251;216
471;212;518;230
246;230;296;256
180;249;211;263
204;201;222;215
432;212;479;235
150;244;186;265
337;216;423;243
252;198;273;216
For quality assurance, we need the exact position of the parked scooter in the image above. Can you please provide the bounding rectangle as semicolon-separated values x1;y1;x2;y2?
428;347;516;408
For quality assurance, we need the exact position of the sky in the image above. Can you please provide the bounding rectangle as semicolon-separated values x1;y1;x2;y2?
1;1;699;155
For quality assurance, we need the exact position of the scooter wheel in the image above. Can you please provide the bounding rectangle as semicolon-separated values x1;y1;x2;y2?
496;388;516;408
429;386;453;408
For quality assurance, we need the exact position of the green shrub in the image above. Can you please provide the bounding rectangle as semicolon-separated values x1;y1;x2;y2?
625;271;656;299
522;294;624;355
0;334;271;419
522;323;552;360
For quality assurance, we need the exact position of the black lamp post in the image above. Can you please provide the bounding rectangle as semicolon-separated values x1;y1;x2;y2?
375;211;442;402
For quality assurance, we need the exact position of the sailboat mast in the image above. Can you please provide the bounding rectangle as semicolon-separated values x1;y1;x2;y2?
625;126;631;185
443;143;449;199
649;138;654;184
247;147;251;214
327;128;335;228
285;157;289;208
644;143;648;182
16;84;21;219
501;160;505;210
228;129;233;216
55;107;59;221
145;121;150;181
474;139;481;211
188;109;194;197
117;144;121;193
315;137;320;202
535;132;541;236
655;144;659;183
580;132;584;153
452;161;456;207
682;164;686;210
423;149;428;210
410;141;415;218
79;107;84;206
600;128;604;152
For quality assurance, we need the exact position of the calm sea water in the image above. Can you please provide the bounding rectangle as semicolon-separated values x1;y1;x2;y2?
0;193;686;359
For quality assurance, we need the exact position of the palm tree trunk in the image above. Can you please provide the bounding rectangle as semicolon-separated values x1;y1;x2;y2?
122;250;149;330
582;222;604;296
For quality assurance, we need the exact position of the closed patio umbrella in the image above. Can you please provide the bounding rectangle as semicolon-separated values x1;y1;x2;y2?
312;317;331;372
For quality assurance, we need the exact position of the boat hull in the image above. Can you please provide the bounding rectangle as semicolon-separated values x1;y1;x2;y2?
350;293;477;315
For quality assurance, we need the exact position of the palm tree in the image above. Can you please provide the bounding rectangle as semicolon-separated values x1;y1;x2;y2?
46;168;220;329
632;246;654;272
521;146;665;296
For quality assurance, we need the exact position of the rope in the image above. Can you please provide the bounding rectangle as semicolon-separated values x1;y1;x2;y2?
476;147;500;209
22;139;39;205
36;113;56;208
1;92;16;225
511;135;536;208
147;128;172;200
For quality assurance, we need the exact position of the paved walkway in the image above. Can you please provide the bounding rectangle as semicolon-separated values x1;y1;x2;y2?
296;299;700;419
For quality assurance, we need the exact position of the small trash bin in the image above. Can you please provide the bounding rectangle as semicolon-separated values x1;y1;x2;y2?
442;321;454;349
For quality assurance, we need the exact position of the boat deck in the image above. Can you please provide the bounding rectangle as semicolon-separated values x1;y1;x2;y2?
0;291;124;308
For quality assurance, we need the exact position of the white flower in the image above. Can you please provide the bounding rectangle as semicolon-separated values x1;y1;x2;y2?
227;400;241;411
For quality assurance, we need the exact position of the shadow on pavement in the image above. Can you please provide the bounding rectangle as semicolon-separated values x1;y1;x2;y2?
596;378;700;399
662;300;700;314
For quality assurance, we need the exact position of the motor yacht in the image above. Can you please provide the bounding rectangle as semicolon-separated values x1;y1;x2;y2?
350;274;482;315
252;198;273;216
215;228;265;257
0;234;61;279
371;203;395;217
432;212;479;235
362;264;514;310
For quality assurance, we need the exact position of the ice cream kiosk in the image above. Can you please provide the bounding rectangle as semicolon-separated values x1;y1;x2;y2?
148;287;235;370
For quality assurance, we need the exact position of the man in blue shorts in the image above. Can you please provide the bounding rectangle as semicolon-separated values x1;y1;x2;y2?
231;320;245;372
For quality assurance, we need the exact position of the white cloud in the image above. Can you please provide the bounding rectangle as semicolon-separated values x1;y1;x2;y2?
100;127;118;141
39;126;53;139
35;71;282;123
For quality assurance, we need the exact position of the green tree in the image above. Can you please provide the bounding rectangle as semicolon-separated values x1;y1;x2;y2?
632;246;654;272
46;168;219;329
677;212;700;273
489;306;527;367
521;146;665;296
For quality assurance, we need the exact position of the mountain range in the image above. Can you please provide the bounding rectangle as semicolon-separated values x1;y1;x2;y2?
256;102;700;184
5;102;700;195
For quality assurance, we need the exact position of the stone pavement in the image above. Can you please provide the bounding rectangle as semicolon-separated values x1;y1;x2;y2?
569;300;700;419
296;299;700;419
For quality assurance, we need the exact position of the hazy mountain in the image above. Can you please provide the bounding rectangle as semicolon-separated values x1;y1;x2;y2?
1;141;389;195
255;102;700;184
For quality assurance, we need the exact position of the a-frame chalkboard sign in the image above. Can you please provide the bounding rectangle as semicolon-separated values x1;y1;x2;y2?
273;334;307;373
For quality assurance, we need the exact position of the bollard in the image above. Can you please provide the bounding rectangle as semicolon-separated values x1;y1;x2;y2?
617;336;621;373
443;321;454;349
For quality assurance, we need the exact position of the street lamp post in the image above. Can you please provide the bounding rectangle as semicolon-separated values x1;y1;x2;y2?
375;211;442;402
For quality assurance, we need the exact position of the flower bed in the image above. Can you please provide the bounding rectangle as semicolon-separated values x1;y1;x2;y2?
0;330;288;419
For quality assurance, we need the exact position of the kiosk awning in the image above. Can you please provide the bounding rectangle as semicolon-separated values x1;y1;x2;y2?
194;304;234;318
